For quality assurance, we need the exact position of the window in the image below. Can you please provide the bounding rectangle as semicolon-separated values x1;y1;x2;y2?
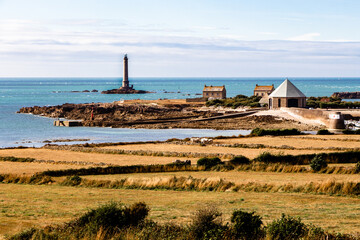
278;99;281;107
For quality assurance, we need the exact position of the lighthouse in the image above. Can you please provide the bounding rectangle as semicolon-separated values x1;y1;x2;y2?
122;54;130;89
101;54;148;94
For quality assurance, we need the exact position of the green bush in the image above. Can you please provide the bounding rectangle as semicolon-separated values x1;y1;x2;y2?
307;224;327;240
267;214;308;240
250;128;301;136
310;155;328;172
306;96;360;109
253;151;275;163
197;157;222;170
61;175;82;186
317;129;333;135
231;210;263;239
189;206;228;240
229;155;250;165
206;94;261;109
355;162;360;173
343;129;360;135
70;201;149;235
8;227;37;240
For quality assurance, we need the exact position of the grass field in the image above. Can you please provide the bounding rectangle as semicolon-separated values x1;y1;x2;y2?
1;134;360;238
0;161;88;175
99;143;340;159
214;135;360;149
1;184;360;236
0;148;193;168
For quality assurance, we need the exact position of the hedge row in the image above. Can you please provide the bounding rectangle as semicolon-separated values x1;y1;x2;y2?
253;151;360;165
40;163;200;177
250;128;302;136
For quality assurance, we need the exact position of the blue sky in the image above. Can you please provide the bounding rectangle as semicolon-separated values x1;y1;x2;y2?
0;0;360;77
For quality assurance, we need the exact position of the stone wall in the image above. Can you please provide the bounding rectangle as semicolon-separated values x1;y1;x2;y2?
186;97;206;103
282;108;330;126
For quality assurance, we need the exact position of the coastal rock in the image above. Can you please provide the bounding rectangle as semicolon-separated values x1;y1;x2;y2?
331;92;360;99
101;88;153;94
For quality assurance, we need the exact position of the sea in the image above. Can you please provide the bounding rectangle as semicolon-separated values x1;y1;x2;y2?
0;77;359;148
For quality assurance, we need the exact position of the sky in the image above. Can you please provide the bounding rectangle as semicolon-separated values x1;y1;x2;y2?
0;0;360;77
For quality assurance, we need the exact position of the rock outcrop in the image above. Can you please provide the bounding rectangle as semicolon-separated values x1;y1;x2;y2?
101;88;153;94
331;92;360;99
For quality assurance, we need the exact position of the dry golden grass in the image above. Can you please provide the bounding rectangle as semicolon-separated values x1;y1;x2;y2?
82;171;360;186
0;148;194;166
214;135;360;149
287;134;360;141
0;162;87;175
1;183;360;236
100;143;340;159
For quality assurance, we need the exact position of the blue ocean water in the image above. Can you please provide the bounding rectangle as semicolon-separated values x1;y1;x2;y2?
0;77;359;148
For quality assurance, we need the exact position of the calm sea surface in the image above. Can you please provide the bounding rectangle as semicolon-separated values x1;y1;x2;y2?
0;77;359;147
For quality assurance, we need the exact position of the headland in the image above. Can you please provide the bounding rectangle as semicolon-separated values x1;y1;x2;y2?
18;99;325;131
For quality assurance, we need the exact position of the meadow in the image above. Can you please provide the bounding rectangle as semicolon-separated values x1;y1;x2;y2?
0;133;359;238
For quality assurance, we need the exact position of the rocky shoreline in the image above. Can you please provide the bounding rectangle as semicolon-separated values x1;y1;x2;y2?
331;91;360;99
17;101;321;131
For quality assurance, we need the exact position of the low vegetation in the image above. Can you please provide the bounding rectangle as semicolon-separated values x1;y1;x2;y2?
306;96;360;109
253;151;360;165
343;129;360;135
206;94;261;108
310;155;328;172
317;129;333;135
197;157;223;169
9;202;359;240
250;128;302;136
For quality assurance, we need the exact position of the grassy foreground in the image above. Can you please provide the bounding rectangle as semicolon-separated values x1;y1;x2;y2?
1;183;360;237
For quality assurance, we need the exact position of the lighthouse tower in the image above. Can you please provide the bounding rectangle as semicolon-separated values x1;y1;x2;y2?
122;54;129;88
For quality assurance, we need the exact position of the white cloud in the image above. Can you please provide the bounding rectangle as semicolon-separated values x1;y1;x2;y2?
287;33;321;41
0;19;360;77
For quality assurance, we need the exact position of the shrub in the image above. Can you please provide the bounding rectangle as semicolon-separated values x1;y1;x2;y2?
250;128;301;136
61;175;82;186
231;210;263;239
355;162;360;173
8;227;37;240
197;157;222;170
206;94;261;108
253;151;275;163
267;214;308;240
189;206;228;239
229;155;250;165
317;129;333;135
307;224;326;240
343;129;360;135
70;201;149;235
310;155;328;171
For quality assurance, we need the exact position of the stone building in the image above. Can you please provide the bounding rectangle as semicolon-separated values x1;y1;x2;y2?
203;85;226;100
268;79;306;109
254;84;275;106
254;84;274;97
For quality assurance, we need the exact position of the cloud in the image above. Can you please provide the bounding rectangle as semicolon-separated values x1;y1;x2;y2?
1;19;360;77
287;33;321;41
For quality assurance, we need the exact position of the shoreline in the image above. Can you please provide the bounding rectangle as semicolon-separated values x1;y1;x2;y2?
17;99;325;131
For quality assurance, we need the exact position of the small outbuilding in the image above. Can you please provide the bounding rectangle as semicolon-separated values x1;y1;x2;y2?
268;79;306;109
203;85;226;100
